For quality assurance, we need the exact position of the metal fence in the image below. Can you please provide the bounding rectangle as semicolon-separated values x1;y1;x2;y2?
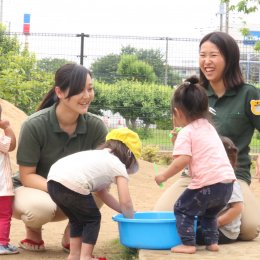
9;32;260;84
5;32;260;152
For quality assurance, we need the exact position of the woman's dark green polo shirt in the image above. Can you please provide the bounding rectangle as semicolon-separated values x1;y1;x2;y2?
14;104;108;186
207;84;260;185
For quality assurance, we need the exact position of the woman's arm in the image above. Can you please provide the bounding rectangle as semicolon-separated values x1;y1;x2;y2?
217;201;243;227
19;165;48;192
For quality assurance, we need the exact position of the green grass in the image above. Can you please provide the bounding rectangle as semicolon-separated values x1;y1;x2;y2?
142;129;172;150
141;129;260;154
95;238;138;260
250;131;260;154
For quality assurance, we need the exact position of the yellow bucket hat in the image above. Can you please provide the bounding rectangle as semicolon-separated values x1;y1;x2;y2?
106;127;142;160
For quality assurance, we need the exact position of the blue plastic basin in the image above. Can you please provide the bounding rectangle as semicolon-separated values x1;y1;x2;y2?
112;211;197;250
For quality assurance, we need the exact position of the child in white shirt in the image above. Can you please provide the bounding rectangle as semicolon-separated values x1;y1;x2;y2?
47;127;141;260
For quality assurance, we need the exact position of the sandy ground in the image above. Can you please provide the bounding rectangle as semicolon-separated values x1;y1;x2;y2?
1;99;260;260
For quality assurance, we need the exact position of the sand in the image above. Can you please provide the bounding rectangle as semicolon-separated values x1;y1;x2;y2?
1;98;260;260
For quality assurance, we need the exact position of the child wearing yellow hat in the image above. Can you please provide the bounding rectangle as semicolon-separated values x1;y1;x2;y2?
47;128;141;260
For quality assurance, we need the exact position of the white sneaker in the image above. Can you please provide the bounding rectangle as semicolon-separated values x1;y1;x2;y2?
0;244;19;255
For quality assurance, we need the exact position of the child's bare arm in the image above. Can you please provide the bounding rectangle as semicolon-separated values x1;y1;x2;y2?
217;201;243;227
96;177;134;219
95;188;122;213
4;125;16;151
255;155;260;182
0;118;16;152
116;176;134;218
155;155;190;185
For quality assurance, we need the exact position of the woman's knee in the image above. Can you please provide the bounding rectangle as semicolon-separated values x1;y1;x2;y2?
238;224;260;241
237;179;260;241
13;186;58;229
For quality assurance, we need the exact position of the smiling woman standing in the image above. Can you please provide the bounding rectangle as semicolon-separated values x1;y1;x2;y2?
154;32;260;242
12;63;108;252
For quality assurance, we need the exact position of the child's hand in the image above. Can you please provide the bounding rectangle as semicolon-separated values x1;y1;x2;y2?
255;155;260;182
169;127;182;145
155;174;166;186
0;119;11;130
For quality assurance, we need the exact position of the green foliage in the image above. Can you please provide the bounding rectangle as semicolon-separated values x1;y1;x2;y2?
158;153;173;165
89;81;111;115
106;80;172;128
0;25;55;114
254;41;260;52
91;54;121;84
133;127;153;140
255;131;260;140
222;0;260;51
165;65;183;86
155;118;172;130
141;145;160;163
0;24;21;73
117;55;157;83
37;58;74;73
122;46;164;81
90;45;182;86
0;24;20;57
222;0;259;14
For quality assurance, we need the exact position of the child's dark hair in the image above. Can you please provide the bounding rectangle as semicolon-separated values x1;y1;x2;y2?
37;63;92;111
172;75;209;121
98;140;137;171
220;136;238;168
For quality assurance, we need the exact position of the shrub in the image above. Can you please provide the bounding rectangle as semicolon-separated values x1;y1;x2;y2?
141;145;159;163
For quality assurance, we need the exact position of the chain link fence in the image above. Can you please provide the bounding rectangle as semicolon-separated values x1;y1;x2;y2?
5;32;260;152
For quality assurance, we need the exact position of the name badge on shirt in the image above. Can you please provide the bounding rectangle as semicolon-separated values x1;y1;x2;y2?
250;100;260;115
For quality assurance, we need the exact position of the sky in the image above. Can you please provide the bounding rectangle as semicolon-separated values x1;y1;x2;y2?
1;0;259;39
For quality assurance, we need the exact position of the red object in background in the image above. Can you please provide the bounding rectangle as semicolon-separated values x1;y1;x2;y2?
23;24;30;34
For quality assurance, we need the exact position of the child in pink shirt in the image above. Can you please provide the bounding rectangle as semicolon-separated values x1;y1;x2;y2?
0;104;18;255
155;76;236;254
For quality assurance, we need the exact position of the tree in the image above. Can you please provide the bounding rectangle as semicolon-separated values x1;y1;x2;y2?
222;0;259;14
222;0;260;51
0;24;20;72
90;45;182;86
117;55;157;83
90;54;120;84
37;58;73;73
0;25;53;114
107;80;172;128
121;46;165;82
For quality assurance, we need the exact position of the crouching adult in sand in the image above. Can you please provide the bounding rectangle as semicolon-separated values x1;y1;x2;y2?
12;63;108;252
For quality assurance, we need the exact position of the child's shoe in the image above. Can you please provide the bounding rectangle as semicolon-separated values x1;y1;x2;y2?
0;244;19;255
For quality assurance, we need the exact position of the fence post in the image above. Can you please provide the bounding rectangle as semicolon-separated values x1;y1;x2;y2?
76;33;89;65
164;37;169;85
